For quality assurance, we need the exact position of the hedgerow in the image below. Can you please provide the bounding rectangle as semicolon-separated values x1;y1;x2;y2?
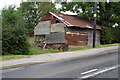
2;27;30;55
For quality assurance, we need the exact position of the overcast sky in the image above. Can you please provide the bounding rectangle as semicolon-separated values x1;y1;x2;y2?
0;0;28;10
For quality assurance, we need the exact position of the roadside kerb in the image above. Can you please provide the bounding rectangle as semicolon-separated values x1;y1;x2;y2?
1;46;118;70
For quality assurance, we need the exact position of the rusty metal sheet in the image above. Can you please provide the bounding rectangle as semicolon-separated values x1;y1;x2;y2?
66;34;88;45
51;23;65;32
34;21;51;35
45;32;65;44
48;11;101;29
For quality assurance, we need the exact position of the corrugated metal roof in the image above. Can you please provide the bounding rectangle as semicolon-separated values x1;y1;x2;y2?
48;11;101;29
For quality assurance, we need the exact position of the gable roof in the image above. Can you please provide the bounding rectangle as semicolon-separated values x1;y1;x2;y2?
48;11;101;29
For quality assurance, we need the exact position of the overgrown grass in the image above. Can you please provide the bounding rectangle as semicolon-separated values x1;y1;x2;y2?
29;37;62;55
29;37;118;55
96;43;118;48
69;43;118;51
0;55;30;61
68;46;92;51
1;37;118;61
30;48;63;55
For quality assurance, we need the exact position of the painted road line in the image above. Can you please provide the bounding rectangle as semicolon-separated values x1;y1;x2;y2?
81;69;98;75
80;65;120;79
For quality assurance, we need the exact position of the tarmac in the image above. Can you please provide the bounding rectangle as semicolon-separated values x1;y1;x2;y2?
0;46;118;70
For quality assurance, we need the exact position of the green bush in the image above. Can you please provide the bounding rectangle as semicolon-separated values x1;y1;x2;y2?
2;27;30;55
100;26;120;44
2;5;30;55
112;26;120;43
100;26;114;44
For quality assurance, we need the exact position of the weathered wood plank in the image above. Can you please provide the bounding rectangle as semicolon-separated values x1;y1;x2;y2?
34;21;51;35
45;32;65;43
51;23;65;32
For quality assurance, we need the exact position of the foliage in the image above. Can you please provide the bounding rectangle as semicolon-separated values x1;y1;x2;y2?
2;5;17;27
98;2;120;27
0;15;1;54
19;2;39;29
37;2;57;16
100;26;114;44
2;27;30;55
2;3;57;55
2;6;30;55
100;26;120;44
112;26;120;43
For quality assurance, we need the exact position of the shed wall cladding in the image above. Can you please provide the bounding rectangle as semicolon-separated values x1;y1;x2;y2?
87;30;100;46
65;27;88;46
45;32;65;44
51;23;65;32
45;23;66;44
34;21;51;35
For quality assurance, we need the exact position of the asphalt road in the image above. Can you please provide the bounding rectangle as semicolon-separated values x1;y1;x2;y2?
2;50;119;79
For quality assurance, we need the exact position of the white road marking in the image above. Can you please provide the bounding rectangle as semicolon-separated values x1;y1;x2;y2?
81;69;98;75
80;65;120;79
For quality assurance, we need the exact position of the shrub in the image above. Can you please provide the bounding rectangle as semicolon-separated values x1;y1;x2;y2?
100;26;120;44
112;26;120;43
2;27;30;55
2;5;30;55
100;26;114;44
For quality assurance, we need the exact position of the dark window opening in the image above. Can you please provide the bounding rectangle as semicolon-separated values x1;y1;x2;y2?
56;19;60;23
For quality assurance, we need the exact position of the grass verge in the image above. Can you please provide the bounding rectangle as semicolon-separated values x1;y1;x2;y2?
1;37;118;61
0;55;31;61
68;43;118;51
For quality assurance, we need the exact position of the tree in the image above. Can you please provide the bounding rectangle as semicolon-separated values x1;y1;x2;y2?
100;26;114;44
2;5;30;55
19;2;39;29
2;5;17;28
0;15;2;54
37;2;57;16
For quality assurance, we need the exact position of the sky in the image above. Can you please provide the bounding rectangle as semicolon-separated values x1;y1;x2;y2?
0;0;27;10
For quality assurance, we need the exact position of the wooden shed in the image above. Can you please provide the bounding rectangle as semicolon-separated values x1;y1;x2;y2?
34;11;101;50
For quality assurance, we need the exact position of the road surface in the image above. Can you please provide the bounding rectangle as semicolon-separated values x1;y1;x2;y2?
2;50;119;79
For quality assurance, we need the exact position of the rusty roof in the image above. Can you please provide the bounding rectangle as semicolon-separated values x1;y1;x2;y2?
48;11;101;29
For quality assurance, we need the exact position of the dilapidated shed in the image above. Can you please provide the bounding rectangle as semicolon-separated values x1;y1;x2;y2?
34;11;101;50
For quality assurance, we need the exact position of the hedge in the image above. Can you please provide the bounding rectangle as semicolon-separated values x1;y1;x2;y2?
2;27;30;55
100;26;120;44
